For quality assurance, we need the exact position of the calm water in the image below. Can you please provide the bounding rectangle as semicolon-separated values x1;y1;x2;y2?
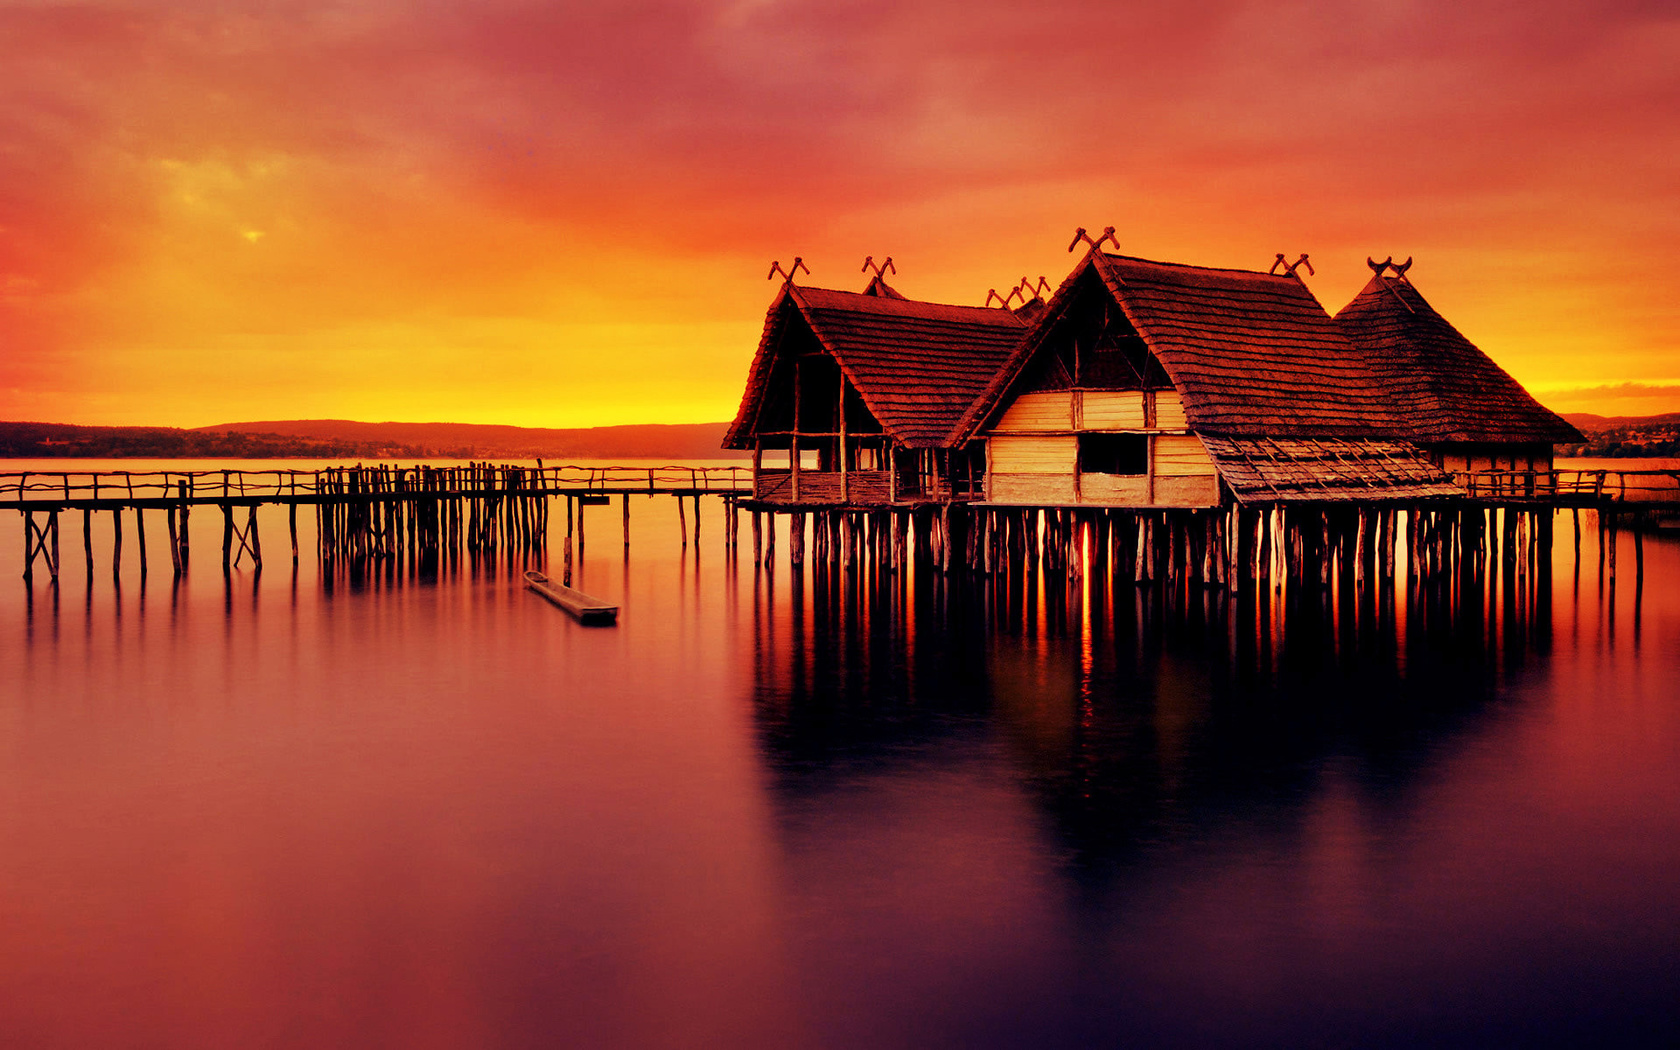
2;460;1678;1048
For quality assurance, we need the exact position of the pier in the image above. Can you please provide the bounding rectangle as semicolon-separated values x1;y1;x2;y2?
4;463;751;582
7;464;1677;594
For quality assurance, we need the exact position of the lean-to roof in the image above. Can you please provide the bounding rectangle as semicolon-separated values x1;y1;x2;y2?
955;252;1412;443
1333;275;1582;445
724;284;1027;450
1201;436;1462;504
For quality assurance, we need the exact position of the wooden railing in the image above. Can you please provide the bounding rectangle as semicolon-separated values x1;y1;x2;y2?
0;464;754;506
1460;469;1680;504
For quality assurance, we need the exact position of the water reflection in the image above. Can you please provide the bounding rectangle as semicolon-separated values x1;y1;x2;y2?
2;498;1676;1047
744;534;1680;1046
752;554;1555;878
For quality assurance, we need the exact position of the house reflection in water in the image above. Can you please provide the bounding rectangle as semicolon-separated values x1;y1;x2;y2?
747;553;1551;875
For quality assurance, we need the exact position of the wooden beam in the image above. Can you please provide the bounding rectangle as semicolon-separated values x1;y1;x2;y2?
839;377;849;505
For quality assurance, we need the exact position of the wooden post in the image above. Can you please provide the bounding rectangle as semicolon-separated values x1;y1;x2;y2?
1607;511;1617;584
765;511;776;567
82;508;93;578
677;494;687;548
693;494;701;548
623;494;631;551
248;505;263;569
838;379;849;505
1135;515;1150;583
289;502;299;562
1635;515;1644;587
752;511;762;564
177;481;191;570
112;508;123;579
136;508;147;578
791;512;805;566
167;507;181;574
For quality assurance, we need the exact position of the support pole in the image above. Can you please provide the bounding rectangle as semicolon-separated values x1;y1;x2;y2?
248;505;263;569
222;504;234;572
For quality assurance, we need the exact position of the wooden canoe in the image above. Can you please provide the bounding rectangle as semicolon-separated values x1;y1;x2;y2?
523;570;618;625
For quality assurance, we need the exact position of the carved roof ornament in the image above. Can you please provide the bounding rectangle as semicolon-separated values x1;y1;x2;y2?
1067;226;1120;253
1270;253;1315;278
767;258;810;286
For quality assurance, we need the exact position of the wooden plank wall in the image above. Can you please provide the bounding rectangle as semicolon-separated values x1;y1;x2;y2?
986;389;1217;507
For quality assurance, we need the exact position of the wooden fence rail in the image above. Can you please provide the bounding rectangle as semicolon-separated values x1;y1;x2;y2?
1459;469;1680;504
0;463;753;507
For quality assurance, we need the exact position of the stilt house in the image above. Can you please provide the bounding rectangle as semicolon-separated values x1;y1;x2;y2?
950;251;1462;508
728;245;1573;513
723;279;1026;506
1333;265;1582;475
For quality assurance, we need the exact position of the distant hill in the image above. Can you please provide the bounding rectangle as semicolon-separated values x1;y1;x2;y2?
1560;412;1680;457
0;419;740;460
199;420;737;460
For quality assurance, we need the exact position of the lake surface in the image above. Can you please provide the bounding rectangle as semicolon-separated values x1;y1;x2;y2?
2;460;1678;1048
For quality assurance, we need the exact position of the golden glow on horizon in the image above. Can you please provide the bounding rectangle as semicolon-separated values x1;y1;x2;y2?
1;0;1675;428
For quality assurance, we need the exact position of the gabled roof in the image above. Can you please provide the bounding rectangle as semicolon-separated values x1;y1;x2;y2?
1334;275;1582;445
954;252;1413;442
724;284;1027;449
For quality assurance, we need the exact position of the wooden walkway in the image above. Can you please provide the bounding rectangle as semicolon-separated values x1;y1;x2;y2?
5;463;752;582
5;463;1676;585
0;463;751;510
1463;468;1680;507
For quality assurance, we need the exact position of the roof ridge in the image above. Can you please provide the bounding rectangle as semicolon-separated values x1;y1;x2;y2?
1101;252;1301;280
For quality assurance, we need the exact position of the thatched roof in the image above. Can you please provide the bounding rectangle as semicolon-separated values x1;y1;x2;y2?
954;252;1413;443
1334;275;1582;445
1201;437;1462;504
724;284;1026;450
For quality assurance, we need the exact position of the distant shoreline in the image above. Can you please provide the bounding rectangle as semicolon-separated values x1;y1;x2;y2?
0;419;741;461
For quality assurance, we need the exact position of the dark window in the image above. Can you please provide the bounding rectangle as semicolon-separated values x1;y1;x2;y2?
1078;433;1147;475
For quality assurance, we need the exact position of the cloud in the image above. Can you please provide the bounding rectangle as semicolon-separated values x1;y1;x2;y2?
0;0;1677;425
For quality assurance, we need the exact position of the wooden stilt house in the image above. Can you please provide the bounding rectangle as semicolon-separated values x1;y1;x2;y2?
1333;264;1582;475
724;278;1027;506
950;250;1462;508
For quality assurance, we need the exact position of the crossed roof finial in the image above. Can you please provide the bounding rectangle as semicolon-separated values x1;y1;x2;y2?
767;257;810;285
1366;255;1413;279
985;287;1025;309
1271;253;1314;278
1067;226;1119;253
1366;256;1418;312
861;256;896;278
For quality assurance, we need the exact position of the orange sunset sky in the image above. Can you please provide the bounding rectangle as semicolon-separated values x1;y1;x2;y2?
1;0;1676;429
